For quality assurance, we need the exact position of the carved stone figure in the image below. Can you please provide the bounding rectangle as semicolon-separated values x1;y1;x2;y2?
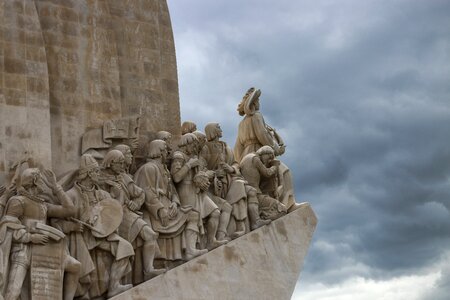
134;140;207;263
156;131;175;168
171;134;228;250
240;146;287;229
235;88;299;212
201;123;249;238
55;154;134;299
0;168;80;300
235;88;285;161
113;144;134;174
101;150;165;284
181;121;197;135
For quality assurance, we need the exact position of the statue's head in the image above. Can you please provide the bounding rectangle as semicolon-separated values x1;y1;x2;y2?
79;154;100;183
181;121;197;135
237;87;261;116
205;123;222;141
193;131;207;152
20;168;44;191
179;133;198;155
148;139;168;161
114;144;132;166
256;146;275;165
103;150;126;175
156;131;172;143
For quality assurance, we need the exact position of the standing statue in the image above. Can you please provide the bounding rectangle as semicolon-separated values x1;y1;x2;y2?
234;88;285;162
55;154;134;299
0;168;81;300
201;123;250;237
240;146;287;228
101;150;165;284
171;134;228;250
235;87;299;212
134;140;207;263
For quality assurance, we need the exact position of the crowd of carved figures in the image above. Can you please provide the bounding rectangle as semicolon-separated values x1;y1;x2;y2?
0;88;299;299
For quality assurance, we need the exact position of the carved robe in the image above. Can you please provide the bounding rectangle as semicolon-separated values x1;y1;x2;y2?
171;151;218;231
201;141;247;221
61;184;134;298
234;112;280;163
234;111;297;210
134;160;193;261
240;153;287;220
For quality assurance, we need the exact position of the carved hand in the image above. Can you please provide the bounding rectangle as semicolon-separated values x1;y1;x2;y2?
187;158;200;168
276;145;286;156
168;202;178;218
42;169;58;191
269;166;278;174
128;200;139;211
220;163;234;174
159;208;169;226
198;180;210;192
72;222;84;233
31;233;49;245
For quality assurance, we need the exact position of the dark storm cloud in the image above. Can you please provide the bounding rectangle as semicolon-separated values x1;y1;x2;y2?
168;0;450;294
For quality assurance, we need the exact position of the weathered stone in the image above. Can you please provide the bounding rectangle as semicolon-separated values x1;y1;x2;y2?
112;203;317;300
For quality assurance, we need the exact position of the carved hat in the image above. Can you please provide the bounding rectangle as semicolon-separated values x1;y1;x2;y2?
79;154;99;175
102;150;125;168
237;87;261;116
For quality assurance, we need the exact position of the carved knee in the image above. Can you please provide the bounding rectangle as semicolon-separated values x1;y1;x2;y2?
187;210;200;223
141;225;158;241
210;209;220;219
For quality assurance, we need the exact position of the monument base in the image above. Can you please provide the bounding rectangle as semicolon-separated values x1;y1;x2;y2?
112;202;317;300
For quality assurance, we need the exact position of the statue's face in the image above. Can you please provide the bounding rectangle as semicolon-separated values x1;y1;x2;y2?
186;142;196;155
216;125;223;138
254;98;260;111
123;149;133;165
160;143;168;162
261;153;274;166
33;172;46;193
111;158;125;174
89;167;101;183
197;136;206;150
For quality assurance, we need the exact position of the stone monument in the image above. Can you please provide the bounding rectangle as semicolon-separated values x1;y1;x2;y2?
0;0;180;181
0;1;317;299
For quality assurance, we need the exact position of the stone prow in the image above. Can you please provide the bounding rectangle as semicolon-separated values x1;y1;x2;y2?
112;202;317;300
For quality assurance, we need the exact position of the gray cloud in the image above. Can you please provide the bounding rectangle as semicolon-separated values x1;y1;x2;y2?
168;0;450;296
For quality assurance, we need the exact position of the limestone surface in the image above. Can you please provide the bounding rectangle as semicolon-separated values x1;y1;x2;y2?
0;0;181;180
111;202;318;300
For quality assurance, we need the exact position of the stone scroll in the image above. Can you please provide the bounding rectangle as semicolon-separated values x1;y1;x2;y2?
30;241;65;300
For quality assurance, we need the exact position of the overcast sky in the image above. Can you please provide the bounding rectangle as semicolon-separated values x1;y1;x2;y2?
168;1;450;299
